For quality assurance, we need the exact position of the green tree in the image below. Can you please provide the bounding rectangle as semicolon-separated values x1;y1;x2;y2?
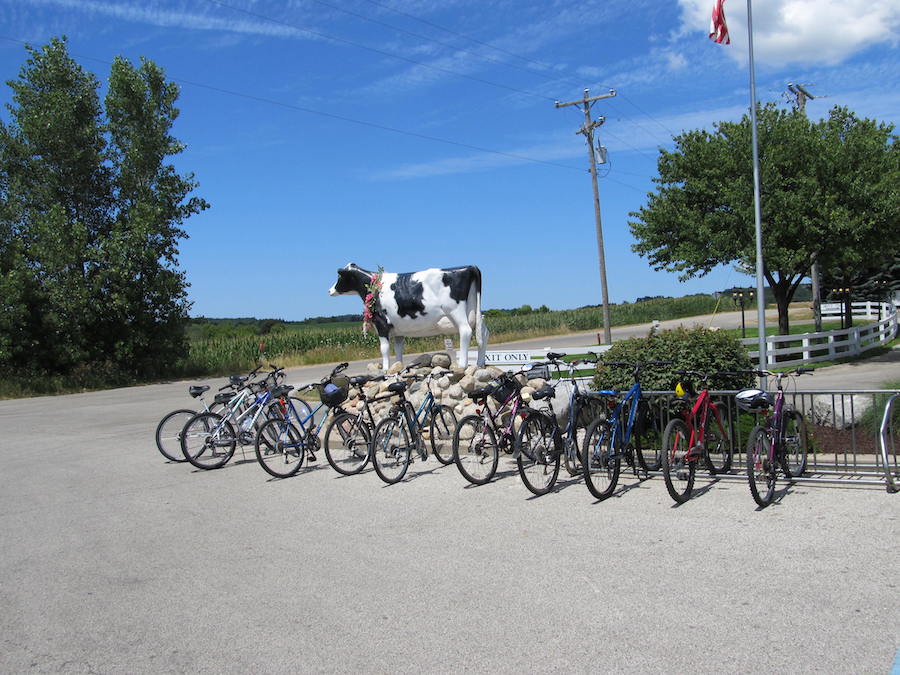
629;103;898;335
0;37;208;380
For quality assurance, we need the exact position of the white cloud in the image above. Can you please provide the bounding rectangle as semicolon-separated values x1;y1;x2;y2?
676;0;900;66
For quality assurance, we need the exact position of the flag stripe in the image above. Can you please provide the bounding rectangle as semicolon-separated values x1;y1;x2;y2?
709;0;731;45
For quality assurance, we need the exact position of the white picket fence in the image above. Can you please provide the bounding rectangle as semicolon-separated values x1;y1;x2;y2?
741;303;897;367
468;302;898;372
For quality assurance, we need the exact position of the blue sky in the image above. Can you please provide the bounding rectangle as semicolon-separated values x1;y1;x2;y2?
1;0;898;321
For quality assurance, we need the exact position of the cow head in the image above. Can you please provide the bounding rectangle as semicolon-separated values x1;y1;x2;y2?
329;263;371;298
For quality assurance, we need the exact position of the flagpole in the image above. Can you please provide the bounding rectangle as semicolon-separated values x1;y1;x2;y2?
746;0;767;375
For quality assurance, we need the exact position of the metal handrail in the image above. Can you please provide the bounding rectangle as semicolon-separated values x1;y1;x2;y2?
879;392;899;493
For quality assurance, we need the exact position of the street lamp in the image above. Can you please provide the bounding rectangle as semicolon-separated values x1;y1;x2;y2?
732;289;754;338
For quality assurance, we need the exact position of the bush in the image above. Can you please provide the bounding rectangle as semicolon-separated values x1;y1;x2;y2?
593;326;755;392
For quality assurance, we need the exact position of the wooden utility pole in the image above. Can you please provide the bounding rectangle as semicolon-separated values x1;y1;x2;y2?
555;88;617;344
787;83;823;331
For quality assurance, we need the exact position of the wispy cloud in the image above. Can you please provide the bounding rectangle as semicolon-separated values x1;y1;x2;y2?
5;0;318;40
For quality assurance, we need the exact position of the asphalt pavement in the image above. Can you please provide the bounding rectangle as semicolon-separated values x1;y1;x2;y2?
0;313;898;674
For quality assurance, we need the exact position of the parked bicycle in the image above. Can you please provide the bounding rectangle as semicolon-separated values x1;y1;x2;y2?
738;368;812;507
660;370;735;504
321;373;389;476
582;360;671;500
155;382;228;463
254;363;353;478
515;352;606;496
180;365;294;470
155;365;270;463
370;369;458;484
452;368;532;486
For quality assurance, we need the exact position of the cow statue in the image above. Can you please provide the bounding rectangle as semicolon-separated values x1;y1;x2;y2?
329;263;489;370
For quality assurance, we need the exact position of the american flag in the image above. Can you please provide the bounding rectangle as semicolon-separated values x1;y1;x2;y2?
709;0;731;44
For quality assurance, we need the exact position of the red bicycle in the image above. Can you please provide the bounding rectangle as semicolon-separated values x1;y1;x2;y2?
661;370;734;503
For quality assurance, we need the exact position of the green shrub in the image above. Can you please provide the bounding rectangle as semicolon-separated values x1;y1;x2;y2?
593;326;755;392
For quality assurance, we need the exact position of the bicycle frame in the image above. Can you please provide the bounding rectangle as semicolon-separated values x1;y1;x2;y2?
677;389;727;463
601;380;642;450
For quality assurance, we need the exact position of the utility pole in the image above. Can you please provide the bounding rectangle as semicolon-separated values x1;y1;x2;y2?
786;82;823;331
555;88;617;344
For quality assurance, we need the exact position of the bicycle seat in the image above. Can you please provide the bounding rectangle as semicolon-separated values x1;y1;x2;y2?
271;384;294;398
546;351;565;361
532;385;556;401
189;385;210;398
468;385;493;401
348;375;369;386
214;391;236;404
387;381;407;394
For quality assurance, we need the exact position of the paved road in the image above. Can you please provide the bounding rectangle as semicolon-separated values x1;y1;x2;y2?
1;315;898;674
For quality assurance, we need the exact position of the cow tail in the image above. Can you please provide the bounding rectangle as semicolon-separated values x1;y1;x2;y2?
473;265;484;346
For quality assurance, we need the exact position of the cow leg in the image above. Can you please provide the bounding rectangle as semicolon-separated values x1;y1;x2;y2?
393;336;405;366
457;321;473;369
476;316;489;367
379;336;391;371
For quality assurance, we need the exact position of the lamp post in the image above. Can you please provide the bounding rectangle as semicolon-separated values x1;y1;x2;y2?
732;289;754;338
832;287;849;329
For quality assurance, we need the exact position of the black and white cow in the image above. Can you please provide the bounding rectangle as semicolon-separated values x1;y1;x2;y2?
329;263;489;369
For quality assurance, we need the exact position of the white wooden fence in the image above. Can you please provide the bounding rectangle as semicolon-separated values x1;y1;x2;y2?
741;302;897;367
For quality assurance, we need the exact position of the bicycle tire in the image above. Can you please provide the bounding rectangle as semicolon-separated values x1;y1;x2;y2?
429;405;458;465
453;414;499;485
702;404;733;475
255;417;305;478
661;418;696;503
582;418;621;501
747;425;776;507
633;399;662;472
515;411;561;496
323;412;372;475
371;416;411;484
181;412;236;470
155;408;195;462
781;409;808;478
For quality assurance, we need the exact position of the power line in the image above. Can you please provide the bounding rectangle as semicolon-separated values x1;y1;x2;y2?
0;34;591;174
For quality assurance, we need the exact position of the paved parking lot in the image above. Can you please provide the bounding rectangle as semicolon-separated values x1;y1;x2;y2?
1;375;898;673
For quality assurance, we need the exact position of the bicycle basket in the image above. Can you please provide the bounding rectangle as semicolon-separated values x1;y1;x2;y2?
319;376;349;407
735;388;773;412
490;375;520;404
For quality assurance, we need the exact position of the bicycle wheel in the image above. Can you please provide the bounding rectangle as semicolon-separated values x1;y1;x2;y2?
702;405;733;475
781;409;808;478
181;412;236;470
371;416;412;484
515;411;561;496
255;418;305;478
324;412;372;475
633;400;662;472
582;418;621;501
155;409;195;462
661;418;696;504
747;425;776;507
453;415;499;485
429;405;458;465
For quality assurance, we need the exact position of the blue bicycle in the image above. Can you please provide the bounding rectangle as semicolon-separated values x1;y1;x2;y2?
581;361;671;500
515;352;607;496
254;363;351;478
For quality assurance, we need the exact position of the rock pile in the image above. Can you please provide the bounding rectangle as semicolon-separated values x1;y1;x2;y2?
341;352;554;422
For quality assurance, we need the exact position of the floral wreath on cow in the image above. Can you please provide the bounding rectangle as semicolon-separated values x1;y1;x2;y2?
362;266;384;335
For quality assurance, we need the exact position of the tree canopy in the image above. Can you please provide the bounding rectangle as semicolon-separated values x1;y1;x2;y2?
629;103;898;334
0;37;208;382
